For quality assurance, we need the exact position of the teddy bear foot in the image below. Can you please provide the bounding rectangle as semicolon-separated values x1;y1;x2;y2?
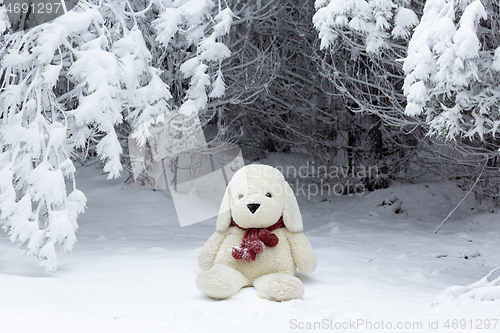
196;264;250;300
253;273;305;301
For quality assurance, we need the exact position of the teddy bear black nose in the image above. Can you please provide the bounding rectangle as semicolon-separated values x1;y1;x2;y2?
247;203;260;214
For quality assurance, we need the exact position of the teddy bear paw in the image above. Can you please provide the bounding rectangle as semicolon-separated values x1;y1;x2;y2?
196;264;249;300
253;273;305;302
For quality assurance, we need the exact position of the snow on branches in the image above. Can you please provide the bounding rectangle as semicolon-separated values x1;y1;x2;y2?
313;0;418;53
0;0;174;271
314;0;500;144
153;0;233;112
0;0;233;271
403;0;500;142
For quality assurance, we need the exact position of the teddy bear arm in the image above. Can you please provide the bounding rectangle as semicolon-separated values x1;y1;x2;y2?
285;231;317;273
198;230;229;271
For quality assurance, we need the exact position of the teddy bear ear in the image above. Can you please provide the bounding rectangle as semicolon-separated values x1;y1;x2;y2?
215;185;232;231
282;180;303;232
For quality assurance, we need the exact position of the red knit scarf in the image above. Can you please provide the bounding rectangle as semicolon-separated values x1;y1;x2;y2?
231;217;285;262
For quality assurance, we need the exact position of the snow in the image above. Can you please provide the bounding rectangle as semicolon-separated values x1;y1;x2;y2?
314;0;419;53
406;81;428;105
0;5;8;33
492;47;500;71
213;8;234;36
1;154;499;332
154;8;181;47
42;64;63;88
55;8;104;35
209;70;226;98
96;131;123;179
199;37;231;62
26;162;66;204
392;7;419;39
454;27;481;60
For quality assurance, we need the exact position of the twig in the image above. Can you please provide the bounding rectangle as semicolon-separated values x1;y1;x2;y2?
434;153;489;234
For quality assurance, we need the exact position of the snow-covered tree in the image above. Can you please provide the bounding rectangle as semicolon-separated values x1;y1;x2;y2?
0;0;168;272
152;0;233;123
311;0;421;130
0;0;233;271
311;0;500;202
313;0;499;144
313;0;419;54
403;0;500;142
309;0;425;180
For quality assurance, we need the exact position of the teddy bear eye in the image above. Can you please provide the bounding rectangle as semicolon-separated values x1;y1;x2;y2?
266;192;272;198
238;194;244;199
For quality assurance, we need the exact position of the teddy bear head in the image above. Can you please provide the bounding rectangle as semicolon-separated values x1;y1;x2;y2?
215;164;303;232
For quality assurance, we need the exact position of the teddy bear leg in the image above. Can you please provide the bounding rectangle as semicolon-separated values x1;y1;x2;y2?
253;273;305;301
196;264;250;300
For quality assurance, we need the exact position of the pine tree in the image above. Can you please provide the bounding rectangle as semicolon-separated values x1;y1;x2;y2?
0;0;233;271
403;0;500;142
313;0;418;54
153;0;233;116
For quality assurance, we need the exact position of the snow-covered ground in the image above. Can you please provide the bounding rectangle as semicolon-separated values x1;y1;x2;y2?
1;155;499;333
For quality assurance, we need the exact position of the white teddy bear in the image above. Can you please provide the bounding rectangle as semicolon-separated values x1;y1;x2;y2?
196;164;317;301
